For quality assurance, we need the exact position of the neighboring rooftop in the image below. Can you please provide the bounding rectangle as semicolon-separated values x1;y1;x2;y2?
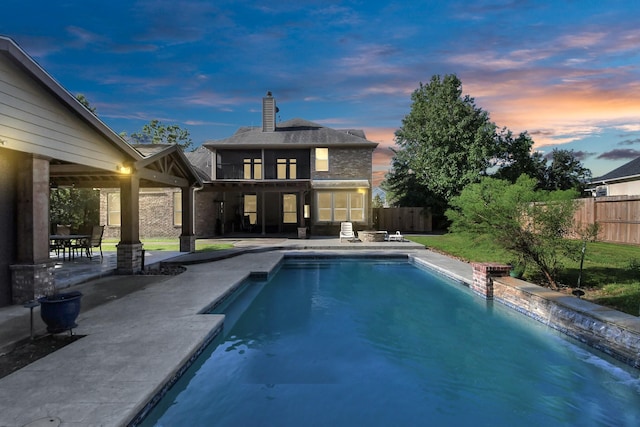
591;155;640;183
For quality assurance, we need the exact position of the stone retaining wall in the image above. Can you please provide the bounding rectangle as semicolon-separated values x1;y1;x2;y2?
471;262;640;368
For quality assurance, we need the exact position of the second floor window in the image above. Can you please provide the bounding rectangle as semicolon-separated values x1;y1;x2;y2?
315;148;328;171
277;158;297;179
243;158;262;179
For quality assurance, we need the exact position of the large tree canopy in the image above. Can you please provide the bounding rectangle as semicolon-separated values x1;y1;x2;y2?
384;75;592;214
392;74;498;202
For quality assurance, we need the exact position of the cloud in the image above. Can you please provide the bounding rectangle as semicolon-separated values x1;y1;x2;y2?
597;149;640;160
618;138;640;146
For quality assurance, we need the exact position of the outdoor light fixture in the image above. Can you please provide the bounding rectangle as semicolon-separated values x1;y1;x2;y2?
118;163;132;174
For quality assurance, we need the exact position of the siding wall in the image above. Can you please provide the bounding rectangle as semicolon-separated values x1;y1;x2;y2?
0;148;20;306
0;52;128;170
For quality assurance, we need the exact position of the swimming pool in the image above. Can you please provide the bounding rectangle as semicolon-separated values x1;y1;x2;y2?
140;258;640;426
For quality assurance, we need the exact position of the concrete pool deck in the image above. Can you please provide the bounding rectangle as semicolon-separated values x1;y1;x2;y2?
0;237;476;426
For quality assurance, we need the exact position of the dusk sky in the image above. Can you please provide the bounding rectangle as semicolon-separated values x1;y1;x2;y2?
3;0;640;186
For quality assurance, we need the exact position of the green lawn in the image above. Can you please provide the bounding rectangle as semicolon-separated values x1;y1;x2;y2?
408;234;640;316
101;239;234;252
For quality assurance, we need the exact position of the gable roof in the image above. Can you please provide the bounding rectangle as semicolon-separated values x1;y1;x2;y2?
1;35;202;189
0;35;140;161
203;118;378;150
591;156;640;184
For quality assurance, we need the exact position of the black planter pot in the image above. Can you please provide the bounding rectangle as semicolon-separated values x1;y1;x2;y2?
38;291;83;334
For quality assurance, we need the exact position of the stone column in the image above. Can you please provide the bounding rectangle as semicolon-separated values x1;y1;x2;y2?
117;173;142;274
179;186;196;252
470;262;511;299
10;155;55;303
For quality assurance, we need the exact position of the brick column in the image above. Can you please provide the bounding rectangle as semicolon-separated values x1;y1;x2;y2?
116;242;144;275
471;262;511;299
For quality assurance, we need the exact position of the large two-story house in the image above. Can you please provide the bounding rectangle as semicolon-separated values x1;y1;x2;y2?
189;92;378;237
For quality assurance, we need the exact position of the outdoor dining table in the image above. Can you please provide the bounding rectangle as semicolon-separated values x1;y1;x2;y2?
49;234;91;260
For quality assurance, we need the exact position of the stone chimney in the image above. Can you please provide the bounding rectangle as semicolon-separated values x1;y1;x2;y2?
262;91;278;132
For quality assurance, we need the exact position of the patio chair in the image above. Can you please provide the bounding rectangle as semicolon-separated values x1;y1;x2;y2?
50;224;71;258
340;222;356;242
74;225;104;259
388;231;404;242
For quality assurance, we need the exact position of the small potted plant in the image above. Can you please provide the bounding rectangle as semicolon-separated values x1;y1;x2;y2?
38;291;83;334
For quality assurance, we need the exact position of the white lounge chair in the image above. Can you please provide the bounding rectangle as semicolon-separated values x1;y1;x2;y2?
388;231;404;242
340;222;356;242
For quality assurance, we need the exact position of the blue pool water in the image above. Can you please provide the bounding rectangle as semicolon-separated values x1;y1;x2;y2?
141;258;640;426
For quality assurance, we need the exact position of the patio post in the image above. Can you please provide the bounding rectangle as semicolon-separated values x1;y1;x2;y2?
116;173;143;274
10;155;55;303
179;186;196;252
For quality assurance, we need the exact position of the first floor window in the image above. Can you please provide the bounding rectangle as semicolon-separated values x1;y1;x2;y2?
173;192;182;226
283;194;297;223
107;192;121;226
318;192;332;221
315;191;365;222
244;194;257;225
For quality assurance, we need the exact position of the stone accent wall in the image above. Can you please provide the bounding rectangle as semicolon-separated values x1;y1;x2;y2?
492;276;640;368
470;262;511;298
10;262;55;304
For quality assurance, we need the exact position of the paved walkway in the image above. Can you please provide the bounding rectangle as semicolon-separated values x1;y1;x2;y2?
0;237;473;427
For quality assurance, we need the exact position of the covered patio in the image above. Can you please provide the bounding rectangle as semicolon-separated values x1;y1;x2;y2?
0;36;201;306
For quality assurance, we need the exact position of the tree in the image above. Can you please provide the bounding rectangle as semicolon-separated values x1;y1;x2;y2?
124;119;193;150
372;194;384;208
392;74;498;203
493;129;546;184
50;187;100;232
446;175;580;289
542;149;591;192
75;94;97;114
383;148;440;207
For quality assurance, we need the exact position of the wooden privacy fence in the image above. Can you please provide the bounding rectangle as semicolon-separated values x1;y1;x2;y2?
574;196;640;245
372;207;432;233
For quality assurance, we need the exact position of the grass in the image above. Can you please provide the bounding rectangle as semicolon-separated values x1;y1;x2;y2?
408;234;640;316
101;238;234;252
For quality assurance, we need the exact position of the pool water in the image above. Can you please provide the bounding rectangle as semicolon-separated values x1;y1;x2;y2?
141;258;640;426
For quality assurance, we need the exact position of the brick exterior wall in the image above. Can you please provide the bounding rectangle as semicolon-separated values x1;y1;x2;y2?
100;189;183;239
312;147;374;180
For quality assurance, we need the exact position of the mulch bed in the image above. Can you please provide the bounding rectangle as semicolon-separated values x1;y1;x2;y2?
0;334;84;380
